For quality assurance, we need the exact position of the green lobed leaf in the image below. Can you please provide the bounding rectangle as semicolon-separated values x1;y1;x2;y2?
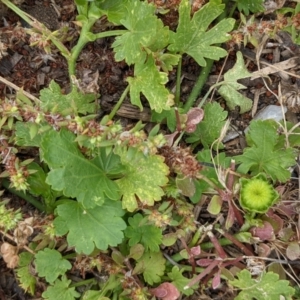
40;81;96;116
34;248;72;284
42;276;80;300
168;0;234;66
115;147;169;212
41;129;120;208
236;0;265;15
134;251;166;285
186;102;228;148
151;107;177;132
97;0;129;25
16;252;36;295
229;270;295;300
235;120;296;182
124;213;162;252
168;266;197;296
218;51;252;113
54;199;126;255
112;1;169;65
127;55;174;113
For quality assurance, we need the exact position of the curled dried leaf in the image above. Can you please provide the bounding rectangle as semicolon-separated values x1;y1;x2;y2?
185;107;204;133
0;242;19;268
14;218;34;245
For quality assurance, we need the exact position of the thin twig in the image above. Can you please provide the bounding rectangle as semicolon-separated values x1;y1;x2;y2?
0;76;40;103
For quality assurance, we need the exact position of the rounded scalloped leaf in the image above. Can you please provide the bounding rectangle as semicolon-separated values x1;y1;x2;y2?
239;173;279;213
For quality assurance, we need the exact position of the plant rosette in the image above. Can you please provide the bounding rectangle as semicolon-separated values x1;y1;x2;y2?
239;173;279;213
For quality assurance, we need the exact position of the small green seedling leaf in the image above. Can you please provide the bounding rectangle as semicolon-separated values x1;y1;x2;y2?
207;195;222;215
42;276;80;300
41;129;120;208
218;51;252;113
128;244;145;260
134;251;166;285
40;81;96;115
186;102;228;148
168;0;235;66
34;248;71;284
115;147;169;212
236;0;265;15
125;213;162;252
236;120;296;182
229;270;295;300
127;55;174;113
176;176;195;197
54;199;126;255
16;252;36;295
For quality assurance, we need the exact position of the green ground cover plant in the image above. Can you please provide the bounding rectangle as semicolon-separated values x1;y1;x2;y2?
1;0;300;299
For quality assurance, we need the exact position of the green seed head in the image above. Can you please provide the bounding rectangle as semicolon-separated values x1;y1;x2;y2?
239;173;279;213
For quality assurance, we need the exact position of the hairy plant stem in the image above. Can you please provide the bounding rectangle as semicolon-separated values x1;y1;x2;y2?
1;179;46;212
175;56;183;106
183;59;214;112
183;0;230;112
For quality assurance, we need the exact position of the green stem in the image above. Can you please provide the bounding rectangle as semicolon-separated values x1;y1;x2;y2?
183;59;214;113
71;278;96;288
1;179;46;212
1;0;32;24
228;3;237;18
69;28;126;78
68;18;97;77
200;232;249;250
175;55;183;106
107;85;130;121
183;1;230;112
196;81;224;108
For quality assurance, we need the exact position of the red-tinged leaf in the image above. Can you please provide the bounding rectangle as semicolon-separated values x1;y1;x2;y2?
190;246;201;257
212;271;221;289
286;242;300;261
196;258;214;267
185;108;204;133
151;282;180;300
250;221;275;241
262;212;283;234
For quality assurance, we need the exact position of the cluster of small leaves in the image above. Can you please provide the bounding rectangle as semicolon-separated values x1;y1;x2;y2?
0;197;22;231
110;0;234;112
